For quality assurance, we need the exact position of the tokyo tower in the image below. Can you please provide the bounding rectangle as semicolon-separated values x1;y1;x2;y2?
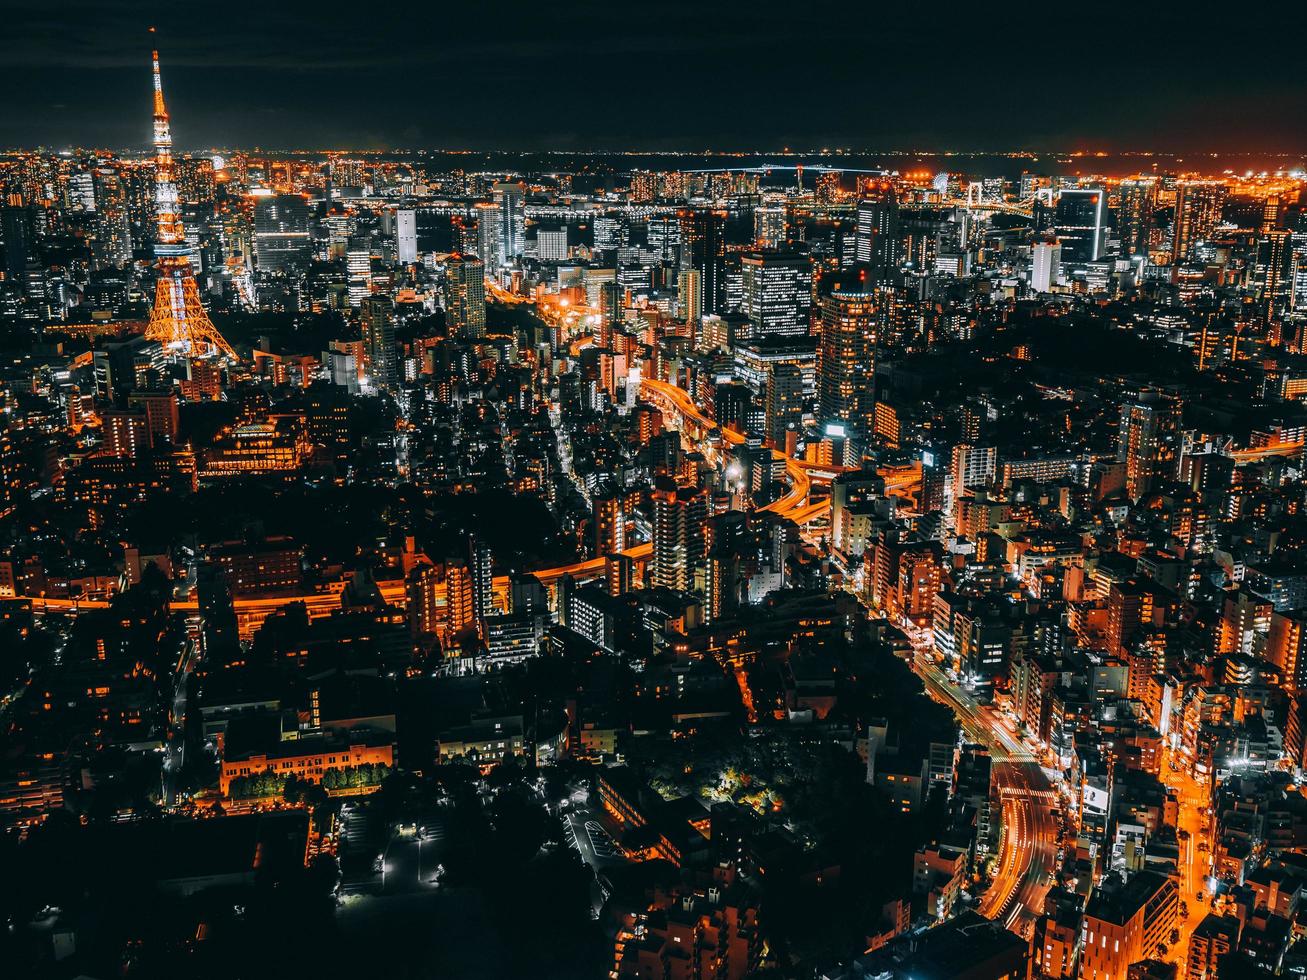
143;37;236;359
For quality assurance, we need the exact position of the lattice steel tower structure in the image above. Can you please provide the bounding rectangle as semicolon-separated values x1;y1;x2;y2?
144;36;236;359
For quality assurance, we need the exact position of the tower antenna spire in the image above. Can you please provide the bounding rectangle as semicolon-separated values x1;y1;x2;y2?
143;37;236;360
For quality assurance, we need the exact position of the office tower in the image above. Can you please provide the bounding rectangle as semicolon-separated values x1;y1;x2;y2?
648;215;680;263
678;267;702;325
445;255;486;339
740;250;812;339
1173;181;1226;262
816;273;877;429
90;168;133;270
1118;392;1181;498
1080;871;1178;980
346;238;371;306
253;192;311;272
854;187;900;284
492;181;525;266
395;208;417;263
473;201;502;271
1252;229;1294;311
2;198;29;284
536;225;567;262
651;477;708;593
754;204;786;248
592;488;624;556
68;170;96;212
142;46;235;357
765;363;805;446
679;208;726;317
1118;178;1156;258
1030;239;1061;292
1053;188;1106;262
362;295;397;391
593;215;626;253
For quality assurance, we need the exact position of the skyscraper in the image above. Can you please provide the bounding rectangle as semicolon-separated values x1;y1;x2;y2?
765;363;805;447
1;197;28;284
253;192;311;272
1053;188;1105;263
816;273;878;429
1117;178;1157;259
473;201;502;272
362;295;397;392
651;477;708;593
91;168;132;270
346;238;372;307
445;255;486;339
679;208;726;317
395;208;417;264
492;181;525;267
854;187;900;284
1118;391;1182;499
740;250;812;339
1030;240;1061;293
1172;181;1226;262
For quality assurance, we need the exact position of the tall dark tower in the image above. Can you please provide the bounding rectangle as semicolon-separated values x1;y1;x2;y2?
143;34;235;359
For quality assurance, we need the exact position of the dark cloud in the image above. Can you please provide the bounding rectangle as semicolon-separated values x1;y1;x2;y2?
0;0;1304;152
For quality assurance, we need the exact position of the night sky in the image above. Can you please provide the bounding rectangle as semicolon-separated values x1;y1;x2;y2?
2;0;1305;153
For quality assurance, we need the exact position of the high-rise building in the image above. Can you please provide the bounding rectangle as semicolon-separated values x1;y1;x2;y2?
754;204;786;248
395;207;417;264
816;273;878;429
91;168;132;270
362;295;397;391
1173;181;1226;262
2;198;29;284
740;250;812;339
678;267;702;326
492;181;525;266
445;255;486;339
950;443;997;499
469;536;494;636
253;192;311;272
1118;391;1182;499
764;363;805;446
1031;239;1061;292
536;225;567;262
592;488;624;557
1053;188;1106;263
1265;609;1307;690
1252;229;1294;311
679;208;726;317
1080;871;1178;980
854;187;900;284
1118;178;1157;258
346;238;372;307
473;201;502;272
651;477;708;593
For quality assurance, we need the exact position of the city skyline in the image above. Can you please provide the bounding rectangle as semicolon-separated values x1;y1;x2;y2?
5;9;1307;980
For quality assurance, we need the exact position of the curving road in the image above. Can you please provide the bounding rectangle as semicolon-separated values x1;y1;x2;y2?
913;654;1060;937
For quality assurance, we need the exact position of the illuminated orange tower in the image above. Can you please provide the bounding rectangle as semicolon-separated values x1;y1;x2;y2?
144;36;236;359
